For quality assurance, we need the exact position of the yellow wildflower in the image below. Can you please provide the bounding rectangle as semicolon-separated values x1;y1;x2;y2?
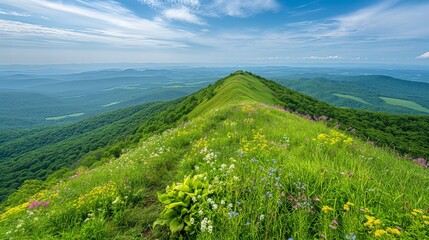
322;205;334;213
412;209;424;216
423;216;429;219
373;219;382;225
0;202;30;220
424;221;429;225
364;215;376;229
343;202;354;212
387;227;400;235
374;229;388;238
343;137;354;145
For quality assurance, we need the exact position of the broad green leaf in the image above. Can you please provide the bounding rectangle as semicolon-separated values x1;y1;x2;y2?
166;202;187;209
170;218;184;233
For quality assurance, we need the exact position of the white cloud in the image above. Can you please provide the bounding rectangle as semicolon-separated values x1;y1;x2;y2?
0;8;30;17
417;52;429;59
0;0;199;48
139;0;279;18
210;0;279;17
163;7;205;25
323;1;429;39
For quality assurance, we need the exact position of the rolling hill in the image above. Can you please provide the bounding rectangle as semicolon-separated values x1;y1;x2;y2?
273;75;429;115
0;71;428;239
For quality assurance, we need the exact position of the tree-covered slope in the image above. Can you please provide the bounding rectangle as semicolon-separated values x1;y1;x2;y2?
0;71;428;239
274;75;429;115
0;80;221;203
256;74;429;159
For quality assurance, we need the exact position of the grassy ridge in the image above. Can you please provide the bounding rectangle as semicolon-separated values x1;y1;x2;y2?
0;72;428;239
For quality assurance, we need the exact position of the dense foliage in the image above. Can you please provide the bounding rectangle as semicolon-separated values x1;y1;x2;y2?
255;73;429;159
0;80;221;204
274;75;429;115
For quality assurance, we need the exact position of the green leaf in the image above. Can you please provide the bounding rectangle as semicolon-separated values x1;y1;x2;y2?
164;208;180;219
181;208;189;215
170;218;184;233
153;219;167;228
166;202;187;209
158;193;171;204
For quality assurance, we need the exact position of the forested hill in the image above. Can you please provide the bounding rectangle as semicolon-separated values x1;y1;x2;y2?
1;71;428;239
0;79;222;203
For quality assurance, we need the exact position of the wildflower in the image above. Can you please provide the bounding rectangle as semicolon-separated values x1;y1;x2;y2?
312;197;320;201
236;201;242;206
112;197;120;204
246;222;250;225
332;219;339;225
345;233;357;240
374;229;388;238
364;215;376;228
412;209;424;216
198;210;204;215
190;217;195;225
228;211;239;217
329;225;337;229
227;203;233;209
343;202;354;212
424;221;429;225
322;205;334;213
387;227;400;235
221;200;225;205
320;234;326;239
259;214;265;220
192;196;197;202
212;204;218;210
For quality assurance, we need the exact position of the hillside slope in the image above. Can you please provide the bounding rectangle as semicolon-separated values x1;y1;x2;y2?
0;71;428;239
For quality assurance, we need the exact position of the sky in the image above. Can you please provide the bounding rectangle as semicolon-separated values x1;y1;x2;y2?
0;0;428;66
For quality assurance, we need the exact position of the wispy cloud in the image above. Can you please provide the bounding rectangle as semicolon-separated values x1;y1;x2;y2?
139;0;279;19
210;0;279;17
323;1;429;40
417;52;429;59
0;0;198;48
0;8;30;17
163;7;205;25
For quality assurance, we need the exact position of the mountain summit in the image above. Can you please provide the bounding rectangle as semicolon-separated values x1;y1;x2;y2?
1;72;428;239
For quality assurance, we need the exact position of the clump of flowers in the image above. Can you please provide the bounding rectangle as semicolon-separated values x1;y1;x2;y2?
315;130;353;146
322;205;334;213
343;202;354;212
75;182;118;209
29;200;50;209
412;158;427;168
374;229;388;238
363;215;381;229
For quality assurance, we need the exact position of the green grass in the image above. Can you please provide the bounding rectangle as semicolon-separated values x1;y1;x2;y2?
1;72;428;239
45;113;85;121
1;102;427;239
333;93;371;105
380;97;429;113
189;71;278;118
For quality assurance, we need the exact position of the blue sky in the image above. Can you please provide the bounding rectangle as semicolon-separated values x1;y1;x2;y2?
0;0;428;66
